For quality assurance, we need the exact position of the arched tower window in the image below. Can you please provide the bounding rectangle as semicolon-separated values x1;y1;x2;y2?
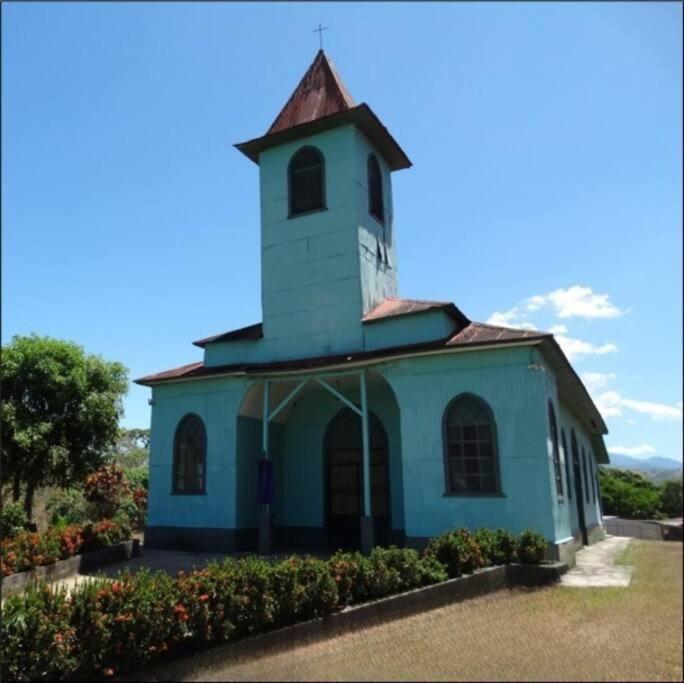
367;154;384;224
548;401;563;497
561;428;571;499
443;394;500;494
288;147;325;217
173;414;207;493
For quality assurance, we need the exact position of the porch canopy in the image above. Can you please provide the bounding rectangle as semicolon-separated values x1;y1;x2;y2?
240;368;381;555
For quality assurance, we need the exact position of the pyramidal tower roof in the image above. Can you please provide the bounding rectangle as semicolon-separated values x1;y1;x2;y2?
267;50;356;134
235;50;412;171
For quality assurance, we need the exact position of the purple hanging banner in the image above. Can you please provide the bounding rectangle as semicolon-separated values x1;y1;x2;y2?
257;458;275;505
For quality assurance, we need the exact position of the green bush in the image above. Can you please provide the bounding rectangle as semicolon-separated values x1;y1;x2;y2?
70;571;184;677
473;528;518;565
1;526;547;680
424;528;486;578
598;467;663;519
0;503;30;539
123;466;149;491
46;488;89;527
1;517;132;577
659;479;683;518
271;556;338;627
516;529;547;564
0;582;77;682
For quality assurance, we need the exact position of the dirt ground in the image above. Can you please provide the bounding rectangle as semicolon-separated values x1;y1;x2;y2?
146;540;682;682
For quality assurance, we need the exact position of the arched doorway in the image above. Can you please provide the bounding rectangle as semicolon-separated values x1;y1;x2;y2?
324;407;390;550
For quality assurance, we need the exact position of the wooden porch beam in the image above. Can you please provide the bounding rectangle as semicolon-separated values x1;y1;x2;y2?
315;377;362;416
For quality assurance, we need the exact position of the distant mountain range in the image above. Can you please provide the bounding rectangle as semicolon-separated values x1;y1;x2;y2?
608;453;683;472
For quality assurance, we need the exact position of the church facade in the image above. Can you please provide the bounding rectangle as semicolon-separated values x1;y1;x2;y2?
137;50;608;563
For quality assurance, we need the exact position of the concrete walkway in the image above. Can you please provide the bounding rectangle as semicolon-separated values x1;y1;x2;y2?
561;535;633;587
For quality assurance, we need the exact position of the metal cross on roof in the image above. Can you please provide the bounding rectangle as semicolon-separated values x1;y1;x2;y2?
313;23;328;50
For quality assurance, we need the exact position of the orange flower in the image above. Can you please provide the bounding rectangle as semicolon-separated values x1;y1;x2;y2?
54;633;63;643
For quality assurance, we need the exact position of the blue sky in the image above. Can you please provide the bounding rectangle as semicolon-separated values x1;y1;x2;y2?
3;2;682;462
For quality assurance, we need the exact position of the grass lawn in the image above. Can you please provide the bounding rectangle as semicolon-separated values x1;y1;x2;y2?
158;540;682;682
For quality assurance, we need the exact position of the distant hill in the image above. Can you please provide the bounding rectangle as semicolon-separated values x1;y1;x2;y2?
607;454;682;482
608;454;682;471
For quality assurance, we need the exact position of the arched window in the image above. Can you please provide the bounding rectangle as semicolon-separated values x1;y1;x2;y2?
443;394;500;494
548;401;563;497
367;154;384;223
288;147;325;217
173;414;207;493
561;428;571;499
581;445;590;504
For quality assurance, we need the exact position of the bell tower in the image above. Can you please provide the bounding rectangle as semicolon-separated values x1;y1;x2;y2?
236;50;411;359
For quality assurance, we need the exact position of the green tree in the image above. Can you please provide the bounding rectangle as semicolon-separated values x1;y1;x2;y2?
1;335;128;519
659;478;683;518
598;466;663;519
107;428;150;468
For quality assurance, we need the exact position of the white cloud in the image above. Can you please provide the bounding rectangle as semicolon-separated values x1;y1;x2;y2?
608;444;657;456
555;334;618;361
548;324;568;335
581;372;617;393
487;307;522;327
594;391;683;422
525;286;628;320
594;391;624;417
621;398;683;421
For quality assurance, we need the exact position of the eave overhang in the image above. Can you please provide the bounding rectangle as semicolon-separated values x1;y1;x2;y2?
235;103;412;171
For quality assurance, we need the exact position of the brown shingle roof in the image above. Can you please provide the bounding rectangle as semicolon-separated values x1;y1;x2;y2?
362;297;470;328
267;50;356;135
446;322;544;346
193;323;263;348
135;321;549;386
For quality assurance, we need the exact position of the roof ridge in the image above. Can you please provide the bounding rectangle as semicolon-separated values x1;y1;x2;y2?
471;321;551;335
266;50;356;135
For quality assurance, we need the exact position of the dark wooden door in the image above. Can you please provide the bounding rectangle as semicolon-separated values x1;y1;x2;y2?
327;447;388;550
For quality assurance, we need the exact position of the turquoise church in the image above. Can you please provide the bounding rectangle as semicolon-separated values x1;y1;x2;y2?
137;50;608;563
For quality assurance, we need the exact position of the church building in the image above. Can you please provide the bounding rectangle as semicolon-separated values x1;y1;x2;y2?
136;50;608;563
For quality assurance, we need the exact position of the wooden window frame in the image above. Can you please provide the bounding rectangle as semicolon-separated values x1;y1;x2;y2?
288;146;327;219
172;413;207;495
561;428;572;500
548;401;564;499
581;445;590;504
367;154;385;225
442;392;503;497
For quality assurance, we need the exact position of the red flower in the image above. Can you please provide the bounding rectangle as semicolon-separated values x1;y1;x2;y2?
199;594;209;602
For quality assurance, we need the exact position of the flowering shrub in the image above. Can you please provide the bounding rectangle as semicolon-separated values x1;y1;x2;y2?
516;529;548;564
84;464;130;519
0;517;131;577
1;582;77;681
328;547;448;605
1;527;548;681
472;528;517;566
424;527;486;578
